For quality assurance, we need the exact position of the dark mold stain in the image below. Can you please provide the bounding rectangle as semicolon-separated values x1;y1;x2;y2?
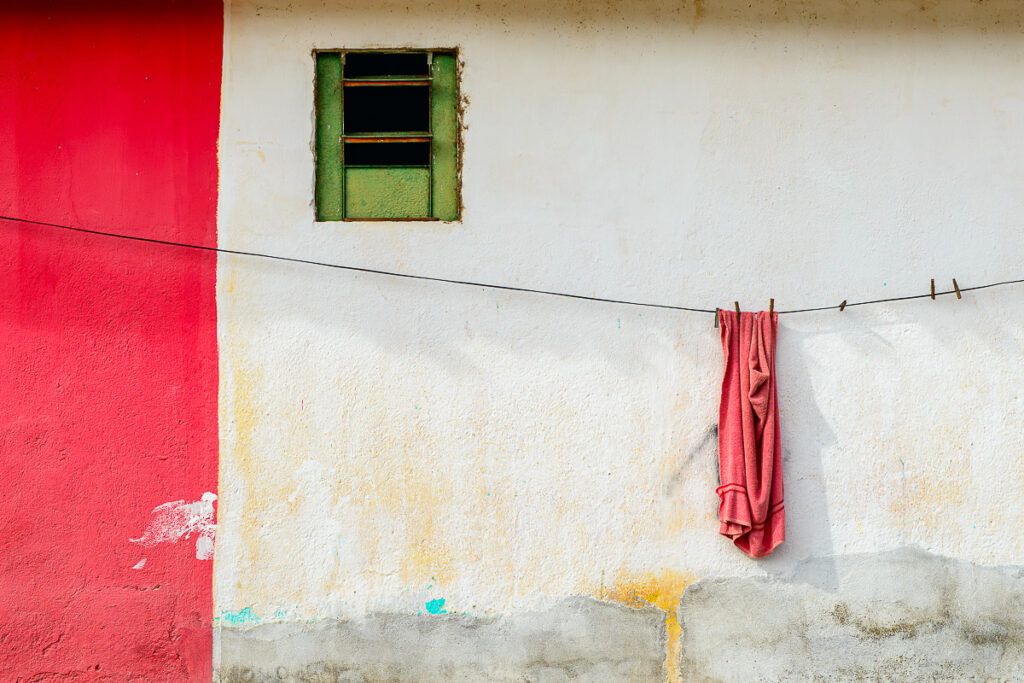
830;601;924;640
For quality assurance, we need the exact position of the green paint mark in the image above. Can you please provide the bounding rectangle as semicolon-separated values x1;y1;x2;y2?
220;607;261;626
425;598;447;615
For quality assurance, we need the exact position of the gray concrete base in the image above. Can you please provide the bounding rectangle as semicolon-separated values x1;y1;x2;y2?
679;547;1024;682
215;597;666;682
217;548;1024;682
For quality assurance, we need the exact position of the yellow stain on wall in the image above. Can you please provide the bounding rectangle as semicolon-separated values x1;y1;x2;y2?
889;456;964;532
342;407;460;588
662;508;700;539
228;358;267;597
404;538;455;585
221;260;280;604
396;481;456;585
593;568;698;683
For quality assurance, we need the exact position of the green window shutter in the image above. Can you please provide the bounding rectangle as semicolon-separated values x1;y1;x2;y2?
430;52;459;221
315;50;459;221
315;52;343;221
345;167;431;218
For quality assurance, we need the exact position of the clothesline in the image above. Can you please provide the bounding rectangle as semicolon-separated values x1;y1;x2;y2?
2;214;1020;316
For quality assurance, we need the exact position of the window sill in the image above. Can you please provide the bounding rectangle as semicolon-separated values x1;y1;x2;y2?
315;217;461;225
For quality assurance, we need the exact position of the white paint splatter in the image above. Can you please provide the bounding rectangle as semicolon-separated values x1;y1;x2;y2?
131;492;217;560
132;558;147;570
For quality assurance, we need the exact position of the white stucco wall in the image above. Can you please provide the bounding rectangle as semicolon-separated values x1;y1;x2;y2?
215;0;1024;672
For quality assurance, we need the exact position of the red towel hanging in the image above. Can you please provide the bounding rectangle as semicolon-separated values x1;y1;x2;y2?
716;309;785;558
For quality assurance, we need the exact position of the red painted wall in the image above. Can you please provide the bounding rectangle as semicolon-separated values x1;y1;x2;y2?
0;2;221;680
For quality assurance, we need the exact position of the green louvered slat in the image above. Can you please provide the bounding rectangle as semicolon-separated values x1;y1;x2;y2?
314;52;343;221
430;52;459;221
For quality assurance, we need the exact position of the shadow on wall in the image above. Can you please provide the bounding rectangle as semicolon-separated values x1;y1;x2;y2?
770;285;1024;570
763;320;838;586
268;0;1024;36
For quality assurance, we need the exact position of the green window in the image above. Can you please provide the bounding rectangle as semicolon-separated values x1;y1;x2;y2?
315;50;460;221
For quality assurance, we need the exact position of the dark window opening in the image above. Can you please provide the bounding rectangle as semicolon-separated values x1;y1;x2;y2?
344;141;430;166
343;85;429;133
344;52;430;79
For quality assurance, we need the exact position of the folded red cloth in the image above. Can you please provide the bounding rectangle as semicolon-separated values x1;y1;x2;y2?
716;310;785;558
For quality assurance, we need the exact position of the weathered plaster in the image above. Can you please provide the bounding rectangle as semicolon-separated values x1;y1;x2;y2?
218;598;665;682
218;548;1024;681
216;0;1024;678
679;547;1024;681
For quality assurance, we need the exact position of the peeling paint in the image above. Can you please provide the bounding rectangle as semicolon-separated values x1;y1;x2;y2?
131;492;217;560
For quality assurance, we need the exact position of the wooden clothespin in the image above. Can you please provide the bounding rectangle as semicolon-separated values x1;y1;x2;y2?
839;300;847;312
714;308;719;328
930;279;935;300
953;278;962;299
734;301;741;319
769;298;774;316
